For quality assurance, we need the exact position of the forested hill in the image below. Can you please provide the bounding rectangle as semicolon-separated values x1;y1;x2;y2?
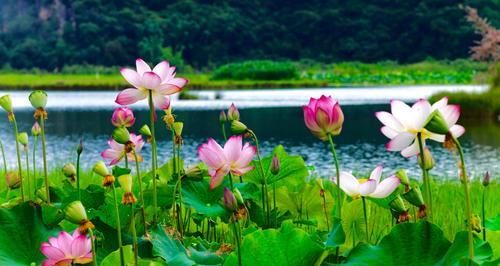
0;0;498;70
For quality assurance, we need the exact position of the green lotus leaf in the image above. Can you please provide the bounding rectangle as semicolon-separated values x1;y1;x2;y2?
438;231;494;265
41;204;65;226
0;202;61;265
486;215;500;231
224;221;326;266
101;245;164;266
325;218;346;248
243;145;308;186
181;179;227;218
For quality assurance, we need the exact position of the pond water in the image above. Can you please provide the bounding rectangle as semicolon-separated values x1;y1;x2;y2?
0;86;497;180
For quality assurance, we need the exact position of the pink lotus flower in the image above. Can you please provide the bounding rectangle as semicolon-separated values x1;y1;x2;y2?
198;135;256;189
375;100;444;157
303;95;344;141
111;106;136;127
40;230;92;266
116;58;188;110
101;133;144;165
429;97;465;138
334;165;400;199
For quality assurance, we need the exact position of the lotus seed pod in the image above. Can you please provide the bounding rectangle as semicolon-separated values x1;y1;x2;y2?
230;120;247;135
112;127;130;144
0;95;12;112
18;132;28;146
93;161;109;177
64;201;88;224
29;90;48;109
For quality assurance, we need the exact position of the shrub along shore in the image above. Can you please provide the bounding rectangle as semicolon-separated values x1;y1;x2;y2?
0;59;489;90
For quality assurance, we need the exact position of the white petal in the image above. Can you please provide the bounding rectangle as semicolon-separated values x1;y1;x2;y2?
431;97;448;111
391;100;413;129
141;72;162;90
115;88;147;105
375;112;404;131
120;68;142;88
401;141;420;158
440;105;460;128
136;58;151;75
369;176;401;198
381;126;399;139
336;172;359;197
386;132;415;151
450;124;465;138
153;61;170;81
369;165;383;184
411;99;432;130
428;132;445;142
359;180;377;196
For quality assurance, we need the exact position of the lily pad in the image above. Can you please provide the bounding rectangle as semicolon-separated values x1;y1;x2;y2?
0;202;61;265
181;179;226;218
438;231;494;265
224;221;325;266
325;218;345;248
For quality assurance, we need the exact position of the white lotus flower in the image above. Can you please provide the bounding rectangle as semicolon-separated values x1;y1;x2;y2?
375;99;445;158
334;165;401;199
428;96;465;138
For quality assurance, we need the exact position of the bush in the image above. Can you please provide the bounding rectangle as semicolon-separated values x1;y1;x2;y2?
211;60;300;80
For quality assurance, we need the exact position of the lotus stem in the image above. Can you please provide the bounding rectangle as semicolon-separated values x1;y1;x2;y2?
111;183;125;266
232;214;242;266
249;129;269;227
24;148;31;200
482;186;487;241
130;204;139;266
321;192;330;230
327;134;342;218
0;140;6;175
176;142;184;237
452;136;474;259
32;135;38;197
132;148;147;234
12;117;25;201
88;228;97;266
362;197;369;243
39;117;50;203
416;133;432;220
273;183;277;227
76;146;81;201
147;91;158;223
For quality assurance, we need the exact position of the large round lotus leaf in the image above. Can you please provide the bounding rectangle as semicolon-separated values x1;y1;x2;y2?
101;245;165;266
0;202;61;265
224;221;325;266
346;221;451;265
181;179;226;218
438;231;495;265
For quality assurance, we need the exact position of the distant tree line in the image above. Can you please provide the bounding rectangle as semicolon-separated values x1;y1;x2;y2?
0;0;498;70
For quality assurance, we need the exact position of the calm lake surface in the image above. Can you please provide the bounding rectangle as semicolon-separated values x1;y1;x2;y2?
0;86;497;180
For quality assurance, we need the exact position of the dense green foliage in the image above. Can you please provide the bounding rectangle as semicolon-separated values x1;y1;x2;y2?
0;0;498;70
212;61;299;80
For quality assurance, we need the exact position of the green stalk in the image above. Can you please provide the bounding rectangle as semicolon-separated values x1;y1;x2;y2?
327;134;342;218
32;135;38;197
88;229;97;266
249;130;269;227
130;205;139;266
322;193;330;229
416;133;432;220
221;123;227;141
76;147;81;201
12;117;24;201
39;117;50;203
148;91;158;223
112;183;125;266
232;214;242;266
132;148;147;234
273;183;277;227
482;187;487;241
176;142;184;236
0;140;7;175
453;136;474;259
362;197;369;243
24;148;31;200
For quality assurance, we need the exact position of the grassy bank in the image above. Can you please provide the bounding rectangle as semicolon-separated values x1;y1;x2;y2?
0;60;488;90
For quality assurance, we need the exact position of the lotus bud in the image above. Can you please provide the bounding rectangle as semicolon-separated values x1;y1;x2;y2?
0;94;13;113
233;188;244;205
18;132;28;147
118;174;136;205
231;120;248;135
219;110;227;124
402;186;426;218
64;201;94;234
227;103;240;121
111;107;136;128
223;187;238;212
302;95;344;140
29;90;48;109
139;124;151;137
418;148;435;170
173;122;184;136
112;127;130;144
185;165;203;181
389;195;407;213
5;171;21;189
62;163;77;182
424;110;449;135
270;154;280;175
31;122;41;136
77;138;83;155
482;171;490;187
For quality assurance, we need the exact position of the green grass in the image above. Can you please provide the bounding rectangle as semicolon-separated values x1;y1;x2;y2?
0;60;488;90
